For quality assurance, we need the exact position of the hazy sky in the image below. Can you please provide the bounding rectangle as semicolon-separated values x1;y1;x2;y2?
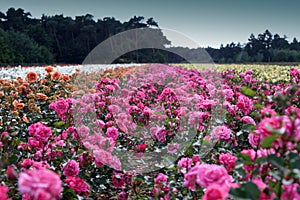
0;0;299;48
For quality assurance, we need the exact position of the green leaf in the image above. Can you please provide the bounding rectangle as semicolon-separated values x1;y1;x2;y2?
77;149;84;154
241;86;255;97
12;138;20;147
236;168;246;178
255;156;267;164
54;121;65;128
254;103;263;109
261;135;278;148
9;154;18;164
267;154;286;172
244;182;260;199
288;152;300;170
229;181;260;200
242;124;256;132
62;187;77;200
237;153;253;165
270;180;281;195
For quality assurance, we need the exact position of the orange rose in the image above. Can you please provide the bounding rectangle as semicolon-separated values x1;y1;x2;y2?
16;85;26;92
39;79;47;85
36;93;48;101
51;71;61;81
17;77;23;84
87;89;96;93
10;91;19;98
21;115;29;123
45;66;54;73
26;71;38;83
13;100;25;110
62;75;71;81
3;81;12;87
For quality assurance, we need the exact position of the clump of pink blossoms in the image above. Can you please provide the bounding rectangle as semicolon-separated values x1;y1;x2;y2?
63;160;80;177
18;168;62;200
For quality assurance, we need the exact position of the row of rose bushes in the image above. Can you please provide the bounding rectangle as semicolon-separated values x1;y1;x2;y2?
182;64;299;83
0;64;299;199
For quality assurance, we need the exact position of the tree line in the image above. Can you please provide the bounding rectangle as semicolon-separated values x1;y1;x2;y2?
1;8;300;65
0;8;166;65
207;30;300;63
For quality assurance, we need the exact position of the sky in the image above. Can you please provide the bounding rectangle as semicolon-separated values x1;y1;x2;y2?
0;0;299;48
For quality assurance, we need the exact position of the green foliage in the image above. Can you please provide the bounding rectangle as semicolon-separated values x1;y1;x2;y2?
0;27;54;64
261;135;278;148
1;8;300;64
241;86;256;97
230;182;260;200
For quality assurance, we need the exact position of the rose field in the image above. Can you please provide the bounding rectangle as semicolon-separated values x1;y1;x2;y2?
0;63;299;200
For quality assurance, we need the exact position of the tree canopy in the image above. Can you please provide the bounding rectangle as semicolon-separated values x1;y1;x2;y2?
1;8;300;65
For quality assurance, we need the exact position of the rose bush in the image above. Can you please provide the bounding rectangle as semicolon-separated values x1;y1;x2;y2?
0;64;299;199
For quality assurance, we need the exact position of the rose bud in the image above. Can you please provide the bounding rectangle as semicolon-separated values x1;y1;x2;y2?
6;165;18;180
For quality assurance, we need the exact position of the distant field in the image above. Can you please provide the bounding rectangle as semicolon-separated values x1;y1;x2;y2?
179;63;300;82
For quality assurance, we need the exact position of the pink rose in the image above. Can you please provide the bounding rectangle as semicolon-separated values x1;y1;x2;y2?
135;143;146;152
243;74;252;82
222;89;234;101
211;125;231;141
18;168;62;200
202;184;229;200
6;165;18;180
0;186;9;200
219;152;237;172
241;116;256;125
49;98;69;115
252;178;267;191
154;173;168;185
93;149;121;170
63;160;80;177
32;161;50;170
192;156;201;164
260;108;276;117
295;119;300;141
112;173;125;188
177;157;193;169
105;84;115;92
281;183;300;200
248;133;260;147
20;159;34;169
109;156;122;171
154;173;169;191
77;125;90;139
150;126;167;142
183;164;199;191
108;105;121;114
240;149;256;161
167;143;180;154
196;164;232;188
93;149;112;167
28;122;52;142
28;137;41;148
65;176;90;197
117;191;128;200
155;129;167;142
236;95;253;115
255;116;292;146
106;126;119;141
290;68;299;76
